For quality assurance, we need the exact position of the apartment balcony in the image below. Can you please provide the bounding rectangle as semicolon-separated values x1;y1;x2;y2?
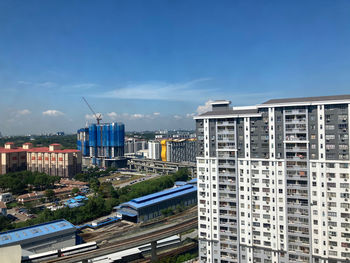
287;202;309;208
217;121;235;126
286;146;308;152
218;179;236;186
285;128;307;133
285;109;307;115
286;184;308;190
286;155;307;161
217;138;235;143
286;164;308;170
284;136;308;143
285;118;307;124
217;128;235;134
218;153;236;159
287;193;309;198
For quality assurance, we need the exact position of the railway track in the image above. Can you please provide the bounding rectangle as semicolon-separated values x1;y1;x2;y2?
46;217;198;263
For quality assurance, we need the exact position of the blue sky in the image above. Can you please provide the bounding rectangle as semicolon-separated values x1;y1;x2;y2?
1;0;350;135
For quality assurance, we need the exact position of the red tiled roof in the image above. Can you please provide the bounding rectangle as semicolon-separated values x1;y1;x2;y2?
5;142;14;144
60;179;88;186
0;147;26;153
0;144;79;154
17;192;44;200
50;143;61;146
27;147;79;153
54;187;73;195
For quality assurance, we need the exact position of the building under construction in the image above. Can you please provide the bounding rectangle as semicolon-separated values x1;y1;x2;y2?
77;123;125;167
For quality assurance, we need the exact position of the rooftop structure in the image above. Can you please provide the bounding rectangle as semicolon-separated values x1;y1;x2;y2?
116;183;197;222
0;219;76;253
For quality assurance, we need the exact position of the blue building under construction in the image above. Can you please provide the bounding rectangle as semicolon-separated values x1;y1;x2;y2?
77;122;125;167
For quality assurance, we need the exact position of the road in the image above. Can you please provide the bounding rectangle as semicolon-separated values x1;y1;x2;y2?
46;217;198;263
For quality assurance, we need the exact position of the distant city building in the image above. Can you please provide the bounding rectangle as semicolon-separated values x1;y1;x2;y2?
0;142;82;178
26;143;82;178
77;128;89;156
148;140;161;160
161;139;196;163
0;142;28;174
136;149;149;158
77;122;125;167
124;138;148;154
56;132;65;136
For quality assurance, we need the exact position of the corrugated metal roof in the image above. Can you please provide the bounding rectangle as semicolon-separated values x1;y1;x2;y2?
121;185;197;210
0;219;75;247
131;184;193;204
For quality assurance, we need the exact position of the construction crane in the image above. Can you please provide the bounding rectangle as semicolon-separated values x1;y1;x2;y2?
82;97;102;125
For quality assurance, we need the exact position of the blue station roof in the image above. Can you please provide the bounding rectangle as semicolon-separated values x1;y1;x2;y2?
119;184;197;210
0;219;75;247
118;210;137;217
188;178;198;184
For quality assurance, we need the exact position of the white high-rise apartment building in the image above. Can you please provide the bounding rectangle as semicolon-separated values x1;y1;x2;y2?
148;140;161;160
194;95;350;263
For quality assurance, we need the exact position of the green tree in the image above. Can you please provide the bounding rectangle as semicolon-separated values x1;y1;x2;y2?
45;189;55;202
72;187;79;195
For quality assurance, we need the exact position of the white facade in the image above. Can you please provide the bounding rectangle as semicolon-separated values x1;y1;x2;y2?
148;141;161;160
195;96;350;263
0;193;13;203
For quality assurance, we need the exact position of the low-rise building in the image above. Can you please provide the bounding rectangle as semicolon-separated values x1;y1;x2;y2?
0;143;82;178
0;193;13;203
17;192;44;204
0;219;76;253
26;143;82;178
0;142;27;175
53;187;73;197
116;183;197;223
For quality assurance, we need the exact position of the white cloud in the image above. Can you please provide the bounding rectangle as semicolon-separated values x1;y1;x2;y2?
186;113;196;118
173;115;182;120
16;109;31;116
96;78;215;101
107;112;118;120
153;112;160;116
42;110;64;116
132;114;144;119
37;82;57;88
196;100;214;115
85;113;102;121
